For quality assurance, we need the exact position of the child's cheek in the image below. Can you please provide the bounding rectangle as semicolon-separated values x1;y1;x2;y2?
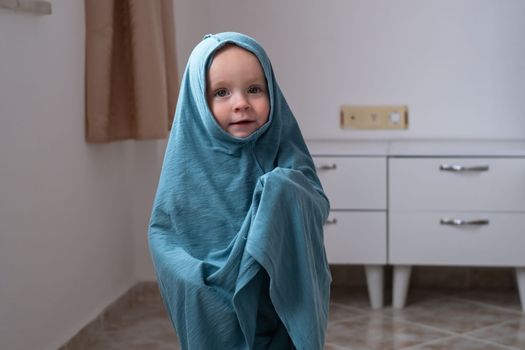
211;104;230;129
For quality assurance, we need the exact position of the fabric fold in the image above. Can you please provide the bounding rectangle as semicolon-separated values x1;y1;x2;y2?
148;32;331;350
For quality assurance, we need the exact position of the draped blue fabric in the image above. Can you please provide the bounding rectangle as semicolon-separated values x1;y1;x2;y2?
148;32;331;350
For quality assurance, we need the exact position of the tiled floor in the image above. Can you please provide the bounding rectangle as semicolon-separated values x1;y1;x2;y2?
78;286;525;350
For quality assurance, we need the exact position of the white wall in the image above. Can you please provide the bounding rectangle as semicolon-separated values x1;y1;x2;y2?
1;1;523;349
0;0;212;347
134;0;525;281
173;0;210;77
207;0;525;140
0;1;172;349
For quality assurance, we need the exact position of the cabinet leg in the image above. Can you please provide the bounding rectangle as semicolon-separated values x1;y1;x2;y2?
393;265;412;309
516;267;525;313
364;265;384;309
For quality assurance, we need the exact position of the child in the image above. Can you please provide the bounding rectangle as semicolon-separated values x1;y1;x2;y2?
148;32;331;350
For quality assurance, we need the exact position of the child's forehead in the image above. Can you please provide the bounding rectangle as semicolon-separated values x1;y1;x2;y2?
210;44;261;66
207;45;266;81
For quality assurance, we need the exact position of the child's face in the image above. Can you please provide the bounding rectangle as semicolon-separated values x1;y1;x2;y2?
207;46;270;138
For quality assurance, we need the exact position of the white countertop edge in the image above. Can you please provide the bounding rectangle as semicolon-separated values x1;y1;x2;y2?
305;139;525;157
305;139;389;156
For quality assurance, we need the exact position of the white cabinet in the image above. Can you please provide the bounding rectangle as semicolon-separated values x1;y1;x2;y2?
323;212;386;264
390;212;525;266
388;143;525;311
310;141;388;309
309;140;525;312
390;157;525;266
314;157;386;210
389;158;525;211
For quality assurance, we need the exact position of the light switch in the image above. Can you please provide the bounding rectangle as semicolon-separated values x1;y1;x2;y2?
340;105;409;130
390;112;401;124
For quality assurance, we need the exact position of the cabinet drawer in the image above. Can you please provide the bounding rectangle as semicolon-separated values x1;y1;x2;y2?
389;158;525;211
313;157;386;210
324;212;386;264
389;212;525;266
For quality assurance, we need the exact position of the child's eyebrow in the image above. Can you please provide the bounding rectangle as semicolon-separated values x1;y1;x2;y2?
208;80;227;88
243;76;267;86
209;77;265;88
206;78;231;92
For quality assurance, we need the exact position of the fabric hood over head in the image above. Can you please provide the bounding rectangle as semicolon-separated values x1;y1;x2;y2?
148;32;331;349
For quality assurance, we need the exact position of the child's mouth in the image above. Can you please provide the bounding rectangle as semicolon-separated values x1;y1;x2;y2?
231;120;254;125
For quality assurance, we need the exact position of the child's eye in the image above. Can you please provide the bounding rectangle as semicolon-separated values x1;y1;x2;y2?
247;86;263;94
214;88;229;98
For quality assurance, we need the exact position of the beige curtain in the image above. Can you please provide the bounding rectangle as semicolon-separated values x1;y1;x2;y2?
85;0;179;143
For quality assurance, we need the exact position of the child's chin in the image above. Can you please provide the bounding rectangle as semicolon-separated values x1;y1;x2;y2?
228;128;256;138
230;131;254;138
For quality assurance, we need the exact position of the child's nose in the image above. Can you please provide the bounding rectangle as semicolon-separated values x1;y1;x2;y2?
233;93;250;112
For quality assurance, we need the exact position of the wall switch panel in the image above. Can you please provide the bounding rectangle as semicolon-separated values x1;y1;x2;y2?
341;105;409;130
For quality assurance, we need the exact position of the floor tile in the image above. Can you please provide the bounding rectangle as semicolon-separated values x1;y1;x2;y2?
405;335;514;350
390;297;520;333
326;313;450;350
86;300;180;350
453;289;523;312
324;343;350;350
329;302;366;322
66;286;525;350
330;287;376;310
466;318;525;349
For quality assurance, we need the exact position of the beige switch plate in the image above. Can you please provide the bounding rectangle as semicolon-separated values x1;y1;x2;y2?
340;105;409;130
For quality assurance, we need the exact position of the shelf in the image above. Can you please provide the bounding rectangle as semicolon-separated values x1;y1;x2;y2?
0;0;52;15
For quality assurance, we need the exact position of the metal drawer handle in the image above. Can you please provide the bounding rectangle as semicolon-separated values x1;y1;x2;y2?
316;164;337;171
440;218;490;226
325;218;338;225
439;164;489;172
